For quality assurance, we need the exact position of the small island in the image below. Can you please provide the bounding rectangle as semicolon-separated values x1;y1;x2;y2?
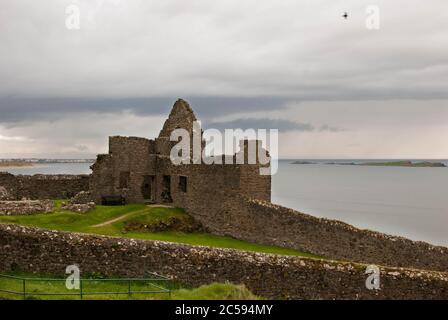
359;161;446;167
290;160;446;167
290;161;314;165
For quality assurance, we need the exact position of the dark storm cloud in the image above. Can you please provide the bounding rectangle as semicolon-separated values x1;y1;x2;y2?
0;96;169;124
206;118;314;132
0;96;290;125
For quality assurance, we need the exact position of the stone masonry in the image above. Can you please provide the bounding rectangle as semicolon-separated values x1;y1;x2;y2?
0;224;447;300
188;197;448;272
0;200;54;216
0;173;89;200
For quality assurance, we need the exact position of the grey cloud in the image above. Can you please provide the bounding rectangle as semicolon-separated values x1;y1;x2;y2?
206;118;314;132
319;124;344;132
0;96;290;125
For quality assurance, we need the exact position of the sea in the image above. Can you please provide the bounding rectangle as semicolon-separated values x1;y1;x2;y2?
3;159;448;246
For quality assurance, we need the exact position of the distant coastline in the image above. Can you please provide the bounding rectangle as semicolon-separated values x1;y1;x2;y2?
0;161;34;168
0;159;94;171
291;160;447;168
359;161;446;167
0;159;94;164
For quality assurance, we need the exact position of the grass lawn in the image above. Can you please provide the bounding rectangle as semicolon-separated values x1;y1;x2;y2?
0;200;320;258
0;272;260;300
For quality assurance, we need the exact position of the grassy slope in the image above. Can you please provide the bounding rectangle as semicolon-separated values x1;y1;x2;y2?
0;272;260;300
0;201;319;258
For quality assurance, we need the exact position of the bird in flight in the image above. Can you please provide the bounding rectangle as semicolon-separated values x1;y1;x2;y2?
342;12;348;19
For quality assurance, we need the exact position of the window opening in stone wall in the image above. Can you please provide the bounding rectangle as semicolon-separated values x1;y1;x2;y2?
179;176;187;193
119;171;130;189
142;175;155;201
161;175;172;203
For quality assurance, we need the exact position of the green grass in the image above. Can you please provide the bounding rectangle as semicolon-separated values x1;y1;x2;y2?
170;282;259;300
0;201;320;258
0;272;260;300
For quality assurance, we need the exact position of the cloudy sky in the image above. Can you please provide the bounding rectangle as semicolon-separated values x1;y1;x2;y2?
0;0;447;159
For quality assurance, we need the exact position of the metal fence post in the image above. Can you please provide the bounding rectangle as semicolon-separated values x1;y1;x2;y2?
22;279;26;300
80;279;83;300
128;280;131;298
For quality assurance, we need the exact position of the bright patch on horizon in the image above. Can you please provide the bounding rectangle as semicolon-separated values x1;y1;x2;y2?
0;134;32;142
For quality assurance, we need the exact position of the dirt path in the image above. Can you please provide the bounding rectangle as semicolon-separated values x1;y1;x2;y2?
92;204;174;228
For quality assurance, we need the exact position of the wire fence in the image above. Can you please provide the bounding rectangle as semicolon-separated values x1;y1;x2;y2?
0;273;172;300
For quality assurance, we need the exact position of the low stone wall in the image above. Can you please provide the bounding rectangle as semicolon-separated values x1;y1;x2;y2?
0;224;447;300
61;191;96;213
61;203;95;214
0;200;54;216
0;173;90;200
185;196;448;272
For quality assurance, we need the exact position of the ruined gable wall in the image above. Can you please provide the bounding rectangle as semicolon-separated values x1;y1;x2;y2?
149;99;271;205
158;99;197;139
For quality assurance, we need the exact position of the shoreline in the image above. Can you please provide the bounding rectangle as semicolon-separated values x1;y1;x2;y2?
0;163;34;168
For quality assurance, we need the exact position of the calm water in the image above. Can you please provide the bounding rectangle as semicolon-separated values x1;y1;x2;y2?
4;163;93;175
273;160;448;247
3;161;448;246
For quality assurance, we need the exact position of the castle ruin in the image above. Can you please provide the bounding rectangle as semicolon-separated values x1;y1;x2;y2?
90;99;271;208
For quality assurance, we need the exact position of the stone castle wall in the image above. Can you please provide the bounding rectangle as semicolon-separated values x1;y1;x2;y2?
0;224;447;300
90;141;270;206
0;173;90;200
184;197;448;272
156;158;270;210
90;136;156;204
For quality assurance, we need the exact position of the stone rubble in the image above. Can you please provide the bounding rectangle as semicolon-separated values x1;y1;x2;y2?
0;186;13;201
0;200;54;216
62;202;96;214
61;191;96;213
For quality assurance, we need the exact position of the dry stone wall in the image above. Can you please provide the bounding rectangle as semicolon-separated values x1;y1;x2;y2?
184;196;448;272
0;224;447;300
